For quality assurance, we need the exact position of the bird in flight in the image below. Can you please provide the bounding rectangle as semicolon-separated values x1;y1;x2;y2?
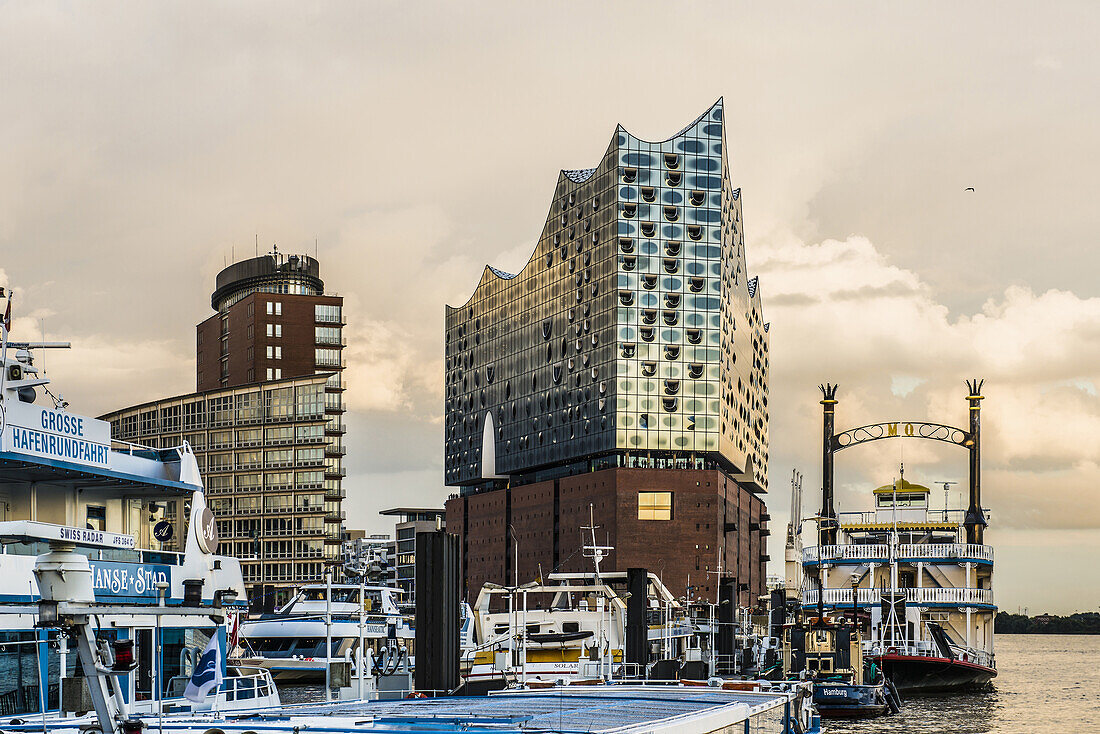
964;187;975;192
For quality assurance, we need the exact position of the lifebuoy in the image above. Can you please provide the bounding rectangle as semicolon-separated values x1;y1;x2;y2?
886;647;898;656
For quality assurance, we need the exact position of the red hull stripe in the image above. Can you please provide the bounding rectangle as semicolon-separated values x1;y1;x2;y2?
873;653;996;675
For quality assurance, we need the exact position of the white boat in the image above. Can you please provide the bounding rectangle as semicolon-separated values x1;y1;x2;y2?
0;309;279;718
235;582;413;681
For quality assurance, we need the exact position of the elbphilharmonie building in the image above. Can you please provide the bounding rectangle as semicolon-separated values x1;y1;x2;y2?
445;99;771;603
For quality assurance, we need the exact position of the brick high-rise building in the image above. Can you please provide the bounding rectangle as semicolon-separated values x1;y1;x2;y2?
444;99;771;606
104;250;348;609
196;252;345;391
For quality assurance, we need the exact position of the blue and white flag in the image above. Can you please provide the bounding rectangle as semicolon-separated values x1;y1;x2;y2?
184;635;223;702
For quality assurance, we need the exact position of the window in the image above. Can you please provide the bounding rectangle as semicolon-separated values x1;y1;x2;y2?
236;473;262;491
86;505;106;532
266;345;282;359
267;323;282;337
274;368;282;379
265;449;294;466
235;450;262;468
266;387;293;420
267;301;282;316
315;304;342;323
315;326;341;345
297;384;324;417
296;424;324;443
265;426;294;444
315;348;341;367
247;324;254;339
296;447;324;464
638;491;673;521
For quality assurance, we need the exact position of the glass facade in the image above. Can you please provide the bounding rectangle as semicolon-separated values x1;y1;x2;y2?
444;99;769;491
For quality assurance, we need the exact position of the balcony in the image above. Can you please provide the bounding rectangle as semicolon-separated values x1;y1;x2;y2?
325;445;347;457
325;510;347;522
315;336;347;347
325;421;346;435
802;587;994;608
325;487;347;500
803;543;994;565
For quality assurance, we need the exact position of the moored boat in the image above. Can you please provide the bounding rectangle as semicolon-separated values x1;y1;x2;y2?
802;382;997;694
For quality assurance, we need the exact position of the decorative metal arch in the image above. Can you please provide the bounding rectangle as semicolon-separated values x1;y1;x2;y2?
831;421;971;452
816;380;988;546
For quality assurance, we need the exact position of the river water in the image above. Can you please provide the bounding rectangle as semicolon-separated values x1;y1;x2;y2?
825;635;1099;733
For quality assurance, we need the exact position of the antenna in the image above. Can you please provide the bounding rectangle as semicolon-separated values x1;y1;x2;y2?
255;233;259;257
580;503;613;579
937;481;957;521
39;318;46;376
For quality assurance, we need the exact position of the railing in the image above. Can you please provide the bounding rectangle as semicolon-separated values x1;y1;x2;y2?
865;641;995;670
803;544;994;564
802;587;994;607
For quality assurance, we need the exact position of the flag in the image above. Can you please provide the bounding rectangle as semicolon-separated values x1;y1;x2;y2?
2;294;10;334
184;634;223;702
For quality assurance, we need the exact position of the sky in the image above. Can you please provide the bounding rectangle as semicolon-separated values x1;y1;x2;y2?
1;1;1097;614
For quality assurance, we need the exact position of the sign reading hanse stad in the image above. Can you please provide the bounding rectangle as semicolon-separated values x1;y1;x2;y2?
0;400;111;469
89;560;172;600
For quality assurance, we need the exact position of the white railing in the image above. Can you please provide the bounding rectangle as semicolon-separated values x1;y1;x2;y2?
865;641;995;670
804;543;994;564
802;587;994;607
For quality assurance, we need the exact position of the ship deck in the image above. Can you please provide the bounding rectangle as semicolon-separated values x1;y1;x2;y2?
2;685;798;733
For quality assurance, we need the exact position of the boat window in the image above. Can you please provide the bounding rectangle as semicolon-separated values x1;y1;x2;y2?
562;622;580;633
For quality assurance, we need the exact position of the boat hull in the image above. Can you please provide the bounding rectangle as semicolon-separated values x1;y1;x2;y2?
812;682;890;718
872;653;996;693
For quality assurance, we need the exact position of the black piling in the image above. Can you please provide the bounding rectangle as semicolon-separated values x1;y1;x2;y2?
625;568;648;673
414;530;459;695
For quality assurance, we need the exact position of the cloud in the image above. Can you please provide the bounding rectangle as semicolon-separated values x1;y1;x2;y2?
759;233;1100;536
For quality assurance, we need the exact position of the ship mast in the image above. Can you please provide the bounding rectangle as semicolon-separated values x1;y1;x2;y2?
885;464;905;649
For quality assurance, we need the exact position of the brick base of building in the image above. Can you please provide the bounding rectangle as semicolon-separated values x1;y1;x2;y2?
445;466;769;607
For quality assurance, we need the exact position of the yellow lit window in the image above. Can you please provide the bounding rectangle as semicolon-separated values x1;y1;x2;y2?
638;491;673;521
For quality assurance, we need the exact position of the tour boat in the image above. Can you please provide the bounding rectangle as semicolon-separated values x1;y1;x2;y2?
801;475;996;692
801;383;998;693
0;319;279;717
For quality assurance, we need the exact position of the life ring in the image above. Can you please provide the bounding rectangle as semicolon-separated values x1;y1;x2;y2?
886;647;898;656
406;691;427;699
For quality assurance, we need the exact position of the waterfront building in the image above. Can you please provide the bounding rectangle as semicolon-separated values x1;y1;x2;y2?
103;250;348;609
444;99;771;604
380;507;447;607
